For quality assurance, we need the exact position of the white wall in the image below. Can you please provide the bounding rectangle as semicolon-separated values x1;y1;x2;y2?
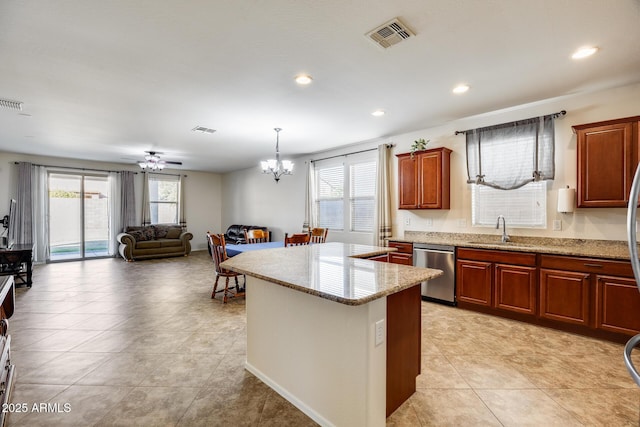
223;82;640;243
221;163;306;242
0;152;223;252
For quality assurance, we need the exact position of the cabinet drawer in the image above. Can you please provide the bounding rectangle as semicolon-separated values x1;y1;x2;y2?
540;255;633;277
457;248;536;266
389;253;413;265
388;241;413;254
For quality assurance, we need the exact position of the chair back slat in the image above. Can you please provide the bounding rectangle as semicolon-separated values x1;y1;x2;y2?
207;232;228;273
284;232;311;247
309;227;328;243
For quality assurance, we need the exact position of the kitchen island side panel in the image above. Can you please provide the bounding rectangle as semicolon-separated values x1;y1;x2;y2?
245;276;387;427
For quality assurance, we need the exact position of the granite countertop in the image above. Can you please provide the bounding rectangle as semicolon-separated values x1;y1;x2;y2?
391;231;634;261
220;242;442;306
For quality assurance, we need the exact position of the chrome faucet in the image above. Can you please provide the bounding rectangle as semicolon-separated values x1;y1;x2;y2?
496;215;510;243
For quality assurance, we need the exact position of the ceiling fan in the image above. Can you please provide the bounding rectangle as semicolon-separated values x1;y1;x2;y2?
137;151;182;170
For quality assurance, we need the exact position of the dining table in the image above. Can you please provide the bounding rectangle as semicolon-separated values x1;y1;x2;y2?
225;241;285;257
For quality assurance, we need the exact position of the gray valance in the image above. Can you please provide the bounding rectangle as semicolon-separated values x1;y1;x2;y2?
465;114;556;190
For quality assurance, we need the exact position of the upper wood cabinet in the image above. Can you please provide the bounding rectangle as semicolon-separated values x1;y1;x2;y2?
573;116;640;207
397;147;451;209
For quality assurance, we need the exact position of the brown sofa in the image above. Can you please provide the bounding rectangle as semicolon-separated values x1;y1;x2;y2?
117;224;193;261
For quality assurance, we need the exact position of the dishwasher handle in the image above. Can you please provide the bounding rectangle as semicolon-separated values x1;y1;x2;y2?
413;248;454;255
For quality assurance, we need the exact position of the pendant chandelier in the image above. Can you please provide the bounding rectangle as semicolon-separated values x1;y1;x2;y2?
261;128;293;183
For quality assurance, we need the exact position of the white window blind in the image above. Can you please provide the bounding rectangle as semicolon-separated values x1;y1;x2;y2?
472;181;547;228
350;162;376;232
317;165;344;230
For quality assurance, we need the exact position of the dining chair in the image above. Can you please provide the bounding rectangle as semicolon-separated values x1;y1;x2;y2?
244;228;269;244
309;227;328;243
284;232;311;247
207;232;245;303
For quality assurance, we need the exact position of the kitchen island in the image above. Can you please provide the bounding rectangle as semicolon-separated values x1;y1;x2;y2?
221;242;442;427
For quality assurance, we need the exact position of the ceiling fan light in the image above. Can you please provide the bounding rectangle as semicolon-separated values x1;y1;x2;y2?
138;161;147;169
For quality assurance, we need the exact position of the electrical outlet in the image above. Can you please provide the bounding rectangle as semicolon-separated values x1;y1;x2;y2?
553;219;562;231
375;319;385;346
404;217;411;226
425;218;433;227
457;219;467;228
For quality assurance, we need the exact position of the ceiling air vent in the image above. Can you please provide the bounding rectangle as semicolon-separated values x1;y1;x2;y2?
0;99;23;111
366;18;415;49
191;126;216;134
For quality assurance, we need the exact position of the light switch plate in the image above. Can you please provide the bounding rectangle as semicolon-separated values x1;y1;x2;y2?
553;219;562;231
375;319;384;346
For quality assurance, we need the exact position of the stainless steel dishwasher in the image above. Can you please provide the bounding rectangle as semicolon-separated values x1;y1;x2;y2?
413;243;456;305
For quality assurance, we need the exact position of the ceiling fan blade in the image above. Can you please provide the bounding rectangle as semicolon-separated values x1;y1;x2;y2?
165;160;183;165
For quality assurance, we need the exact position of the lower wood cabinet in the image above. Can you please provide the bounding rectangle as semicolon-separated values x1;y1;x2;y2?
595;275;640;335
388;241;413;265
495;263;537;315
456;249;640;341
456;248;537;317
539;268;590;326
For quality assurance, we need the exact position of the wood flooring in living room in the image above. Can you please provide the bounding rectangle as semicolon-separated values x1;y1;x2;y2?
7;250;640;426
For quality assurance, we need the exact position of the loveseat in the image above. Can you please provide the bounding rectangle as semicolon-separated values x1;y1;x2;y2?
223;224;270;245
117;224;193;261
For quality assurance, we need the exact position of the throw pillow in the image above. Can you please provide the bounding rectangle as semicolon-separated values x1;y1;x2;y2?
152;225;169;239
166;227;182;239
128;230;146;242
140;227;156;241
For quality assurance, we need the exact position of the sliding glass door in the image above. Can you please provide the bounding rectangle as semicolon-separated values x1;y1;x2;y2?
48;172;110;261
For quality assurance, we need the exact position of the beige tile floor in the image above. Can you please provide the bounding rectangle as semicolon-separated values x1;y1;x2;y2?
6;250;640;426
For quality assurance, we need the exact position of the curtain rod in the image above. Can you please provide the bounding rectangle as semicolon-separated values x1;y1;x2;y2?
454;110;567;135
13;161;138;174
311;143;394;163
142;171;187;177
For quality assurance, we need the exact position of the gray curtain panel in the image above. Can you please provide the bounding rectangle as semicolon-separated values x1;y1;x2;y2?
12;162;33;245
178;175;186;229
120;170;136;228
32;165;49;262
141;172;151;226
303;161;316;232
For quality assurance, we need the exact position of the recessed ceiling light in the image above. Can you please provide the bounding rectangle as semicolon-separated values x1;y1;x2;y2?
295;74;313;85
452;84;470;94
572;46;598;60
372;109;385;117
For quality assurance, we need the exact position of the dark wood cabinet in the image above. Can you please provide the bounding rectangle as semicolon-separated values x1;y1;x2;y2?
595;275;640;335
495;263;537;315
539;268;591;326
540;254;640;336
388;241;413;265
456;259;492;306
397;147;451;209
573;116;640;207
456;248;537;317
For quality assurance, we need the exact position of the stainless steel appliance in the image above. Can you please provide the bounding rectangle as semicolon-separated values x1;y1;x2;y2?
413;243;456;305
625;163;640;386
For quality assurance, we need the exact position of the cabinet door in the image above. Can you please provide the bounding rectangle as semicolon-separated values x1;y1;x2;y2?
494;264;537;316
418;151;442;208
456;260;492;306
539;269;591;326
595;275;640;335
397;155;418;209
576;121;634;207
